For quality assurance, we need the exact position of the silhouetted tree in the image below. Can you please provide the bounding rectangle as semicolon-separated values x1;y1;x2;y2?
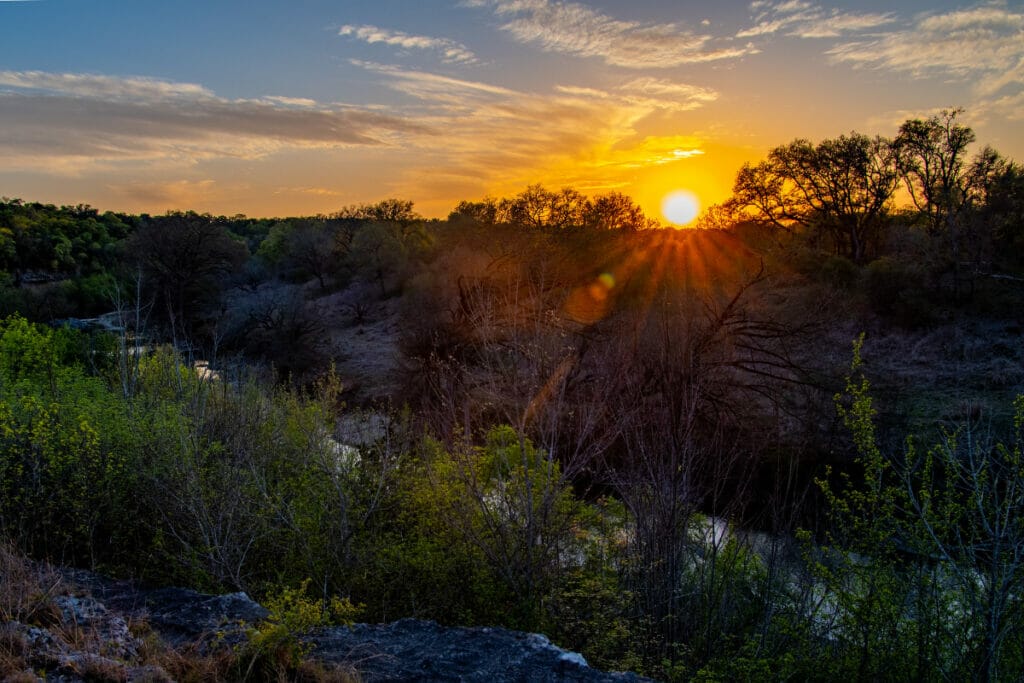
585;192;654;231
127;212;247;342
334;198;420;224
895;108;976;236
733;134;899;262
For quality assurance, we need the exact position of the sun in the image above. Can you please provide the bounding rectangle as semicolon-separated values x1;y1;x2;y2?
661;190;700;227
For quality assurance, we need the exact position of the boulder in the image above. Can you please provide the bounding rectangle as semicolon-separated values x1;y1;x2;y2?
309;618;651;682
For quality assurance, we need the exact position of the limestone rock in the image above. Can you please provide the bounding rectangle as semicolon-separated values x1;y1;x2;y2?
309;618;652;682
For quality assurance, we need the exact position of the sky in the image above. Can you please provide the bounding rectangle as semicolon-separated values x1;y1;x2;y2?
0;0;1022;222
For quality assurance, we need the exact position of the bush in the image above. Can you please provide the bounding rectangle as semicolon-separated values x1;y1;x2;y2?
817;255;859;289
863;256;934;326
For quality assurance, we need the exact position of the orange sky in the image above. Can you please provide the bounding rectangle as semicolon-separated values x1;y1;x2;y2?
1;1;1022;224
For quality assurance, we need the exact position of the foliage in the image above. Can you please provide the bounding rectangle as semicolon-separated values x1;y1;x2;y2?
126;211;248;341
237;579;360;681
0;108;1021;680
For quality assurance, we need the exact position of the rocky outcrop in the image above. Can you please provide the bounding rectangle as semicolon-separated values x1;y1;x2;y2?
310;618;649;682
19;568;652;682
60;568;268;649
1;594;169;682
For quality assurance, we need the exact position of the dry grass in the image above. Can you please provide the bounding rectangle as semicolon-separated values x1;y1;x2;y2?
0;543;63;627
0;626;30;678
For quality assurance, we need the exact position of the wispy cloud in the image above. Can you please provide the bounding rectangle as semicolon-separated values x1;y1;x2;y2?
339;24;477;64
464;0;756;68
351;60;716;198
616;77;718;112
826;4;1024;91
739;1;894;39
0;70;431;172
0;70;214;100
0;62;721;213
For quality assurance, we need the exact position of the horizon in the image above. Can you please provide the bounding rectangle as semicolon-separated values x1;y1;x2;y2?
1;0;1022;224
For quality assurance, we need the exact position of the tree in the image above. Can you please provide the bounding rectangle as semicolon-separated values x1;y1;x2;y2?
348;222;409;298
127;212;248;343
821;339;1024;681
498;185;592;229
900;400;1024;682
895;109;980;297
334;198;420;224
448;198;499;226
733;134;899;263
895;108;976;236
585;192;654;231
968;147;1024;272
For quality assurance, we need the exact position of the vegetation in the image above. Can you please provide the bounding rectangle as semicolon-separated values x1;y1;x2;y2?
1;109;1023;680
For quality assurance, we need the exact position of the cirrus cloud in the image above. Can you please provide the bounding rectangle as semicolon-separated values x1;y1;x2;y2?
0;70;432;172
339;24;477;64
739;1;894;39
464;0;756;68
826;3;1024;95
350;60;717;197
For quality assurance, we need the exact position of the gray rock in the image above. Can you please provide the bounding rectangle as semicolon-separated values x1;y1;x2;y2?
53;569;653;682
309;618;653;682
58;569;267;647
54;595;138;659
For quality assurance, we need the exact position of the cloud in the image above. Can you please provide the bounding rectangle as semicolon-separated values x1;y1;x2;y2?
616;77;718;111
277;186;346;197
466;0;756;68
738;1;893;38
339;24;477;64
262;95;319;108
826;3;1024;102
0;62;721;214
0;70;214;100
0;70;432;172
350;61;716;198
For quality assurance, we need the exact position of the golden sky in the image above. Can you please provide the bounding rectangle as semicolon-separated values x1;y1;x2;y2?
1;1;1022;223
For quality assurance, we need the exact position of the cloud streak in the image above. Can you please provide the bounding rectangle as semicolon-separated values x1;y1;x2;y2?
0;70;431;172
739;1;894;39
824;2;1024;123
339;24;477;64
465;0;756;68
0;63;719;210
826;4;1024;91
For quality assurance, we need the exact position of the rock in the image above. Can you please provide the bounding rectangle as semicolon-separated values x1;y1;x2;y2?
309;618;652;682
54;595;138;659
49;569;651;682
58;568;267;647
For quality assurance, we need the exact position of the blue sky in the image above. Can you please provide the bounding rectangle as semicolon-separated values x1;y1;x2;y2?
1;0;1021;219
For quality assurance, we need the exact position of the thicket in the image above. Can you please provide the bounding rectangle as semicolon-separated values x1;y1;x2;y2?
1;314;1021;679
